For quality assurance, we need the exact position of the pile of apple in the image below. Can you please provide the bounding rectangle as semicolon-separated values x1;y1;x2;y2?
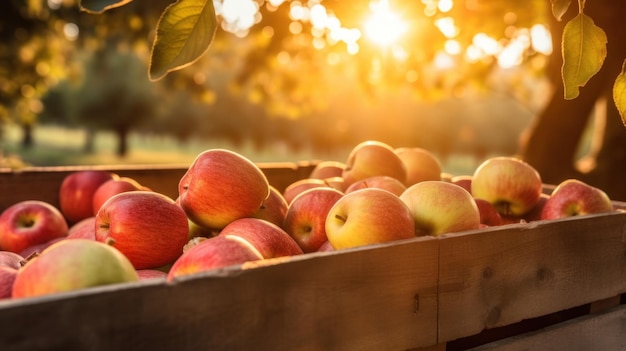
0;140;616;300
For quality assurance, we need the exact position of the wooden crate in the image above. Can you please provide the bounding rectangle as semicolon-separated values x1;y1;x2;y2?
0;164;625;351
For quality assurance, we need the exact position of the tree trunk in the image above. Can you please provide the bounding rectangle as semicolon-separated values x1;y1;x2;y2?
519;1;626;200
116;127;129;158
20;123;33;149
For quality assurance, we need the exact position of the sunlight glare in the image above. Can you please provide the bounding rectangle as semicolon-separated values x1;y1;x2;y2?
363;0;408;47
434;17;458;38
530;24;553;55
438;0;453;13
217;0;259;35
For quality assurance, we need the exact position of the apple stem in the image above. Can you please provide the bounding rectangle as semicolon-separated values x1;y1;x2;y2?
105;237;116;246
334;214;347;223
20;251;40;266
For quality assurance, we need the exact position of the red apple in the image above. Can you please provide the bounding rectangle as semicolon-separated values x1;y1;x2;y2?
187;218;219;240
95;191;190;270
394;147;442;186
451;175;473;195
19;237;65;259
136;269;168;281
400;181;480;236
522;193;550;222
471;157;543;217
59;170;117;224
325;188;415;250
219;218;303;258
251;185;289;228
178;149;270;230
283;178;329;204
344;175;407;196
474;198;503;227
317;241;334;252
0;200;69;254
309;161;346;180
167;235;263;281
66;216;97;240
342;140;407;186
92;177;148;216
283;187;344;253
0;251;25;270
0;266;18;299
540;179;614;220
12;239;139;299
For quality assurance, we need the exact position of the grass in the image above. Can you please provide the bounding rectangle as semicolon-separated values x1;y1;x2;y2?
1;124;481;176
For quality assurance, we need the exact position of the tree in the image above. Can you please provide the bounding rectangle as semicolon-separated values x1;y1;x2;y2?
520;0;626;200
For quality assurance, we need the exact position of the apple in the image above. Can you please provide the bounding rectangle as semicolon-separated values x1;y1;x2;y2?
400;181;480;236
12;239;139;299
251;185;289;228
19;237;65;259
66;216;97;240
92;177;149;216
178;149;270;230
308;161;346;180
325;188;415;250
219;217;303;258
0;200;69;254
95;191;190;270
283;178;329;204
59;170;117;224
0;266;18;299
187;218;219;240
136;269;168;281
0;251;25;269
317;241;334;252
322;176;348;193
394;147;442;186
167;235;263;281
344;175;407;196
523;193;550;222
451;175;473;195
474;198;503;227
540;179;614;220
283;187;344;253
342;140;407;186
471;156;543;217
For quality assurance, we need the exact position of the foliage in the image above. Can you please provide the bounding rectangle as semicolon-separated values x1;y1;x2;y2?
78;0;626;125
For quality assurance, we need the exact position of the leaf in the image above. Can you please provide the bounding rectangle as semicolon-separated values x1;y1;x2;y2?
550;0;572;21
149;0;217;81
79;0;133;14
561;13;607;100
613;60;626;127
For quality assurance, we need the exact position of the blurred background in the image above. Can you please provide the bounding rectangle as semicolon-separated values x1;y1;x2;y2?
1;0;624;198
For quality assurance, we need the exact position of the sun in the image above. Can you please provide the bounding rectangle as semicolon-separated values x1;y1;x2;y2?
363;0;408;47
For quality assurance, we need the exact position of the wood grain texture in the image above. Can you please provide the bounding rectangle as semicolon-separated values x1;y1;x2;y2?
0;236;439;351
437;212;626;342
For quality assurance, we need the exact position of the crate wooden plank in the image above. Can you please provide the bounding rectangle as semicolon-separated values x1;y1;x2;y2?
0;236;439;351
0;162;316;211
466;303;626;351
437;211;626;342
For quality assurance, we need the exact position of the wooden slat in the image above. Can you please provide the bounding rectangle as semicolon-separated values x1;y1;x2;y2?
436;212;626;342
466;304;626;351
0;236;439;351
0;162;317;211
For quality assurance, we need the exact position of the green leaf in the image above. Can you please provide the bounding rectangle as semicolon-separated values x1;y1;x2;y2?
613;60;626;127
550;0;572;21
149;0;217;81
561;13;607;100
79;0;133;14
